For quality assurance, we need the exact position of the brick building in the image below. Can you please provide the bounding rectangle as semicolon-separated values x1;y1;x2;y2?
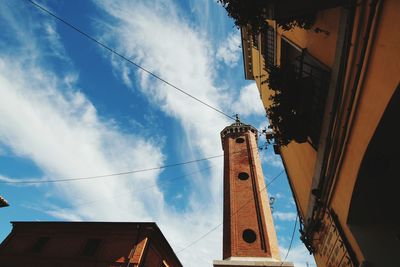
214;119;293;267
0;221;182;267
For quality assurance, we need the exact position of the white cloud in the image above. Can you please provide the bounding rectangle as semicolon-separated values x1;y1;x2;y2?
0;175;45;189
42;20;70;61
0;0;167;239
0;175;19;183
232;83;265;117
1;1;229;266
0;56;166;220
275;192;285;199
273;211;297;221
280;244;316;267
216;32;241;66
261;152;284;168
91;1;238;264
0;2;301;267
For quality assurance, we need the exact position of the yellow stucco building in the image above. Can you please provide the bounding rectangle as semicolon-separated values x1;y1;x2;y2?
240;0;400;266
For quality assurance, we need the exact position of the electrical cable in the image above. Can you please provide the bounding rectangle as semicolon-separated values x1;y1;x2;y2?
0;154;223;184
26;0;236;121
70;164;215;207
175;170;284;254
0;144;266;185
280;214;298;266
18;1;297;260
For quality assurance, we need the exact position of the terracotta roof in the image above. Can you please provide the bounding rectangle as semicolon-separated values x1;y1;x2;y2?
0;195;9;207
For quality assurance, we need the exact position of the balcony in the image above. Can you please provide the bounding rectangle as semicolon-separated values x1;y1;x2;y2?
292;50;331;147
266;45;330;148
261;25;276;71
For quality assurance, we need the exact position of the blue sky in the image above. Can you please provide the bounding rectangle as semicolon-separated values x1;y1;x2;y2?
0;1;315;266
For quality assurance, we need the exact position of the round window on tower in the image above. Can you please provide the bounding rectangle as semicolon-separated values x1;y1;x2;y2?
236;137;245;143
238;172;249;181
242;229;257;243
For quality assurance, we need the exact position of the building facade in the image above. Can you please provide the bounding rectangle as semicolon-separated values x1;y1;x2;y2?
214;120;293;267
0;221;182;267
239;0;400;266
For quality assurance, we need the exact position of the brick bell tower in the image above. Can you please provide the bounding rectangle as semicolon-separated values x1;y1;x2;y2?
213;117;293;267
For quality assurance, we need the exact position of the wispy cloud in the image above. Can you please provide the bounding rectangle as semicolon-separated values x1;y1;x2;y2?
91;0;241;264
0;175;19;183
232;83;265;117
1;1;229;265
261;152;284;168
0;0;164;232
0;53;167;218
0;1;314;267
273;211;297;221
216;32;241;66
280;244;316;267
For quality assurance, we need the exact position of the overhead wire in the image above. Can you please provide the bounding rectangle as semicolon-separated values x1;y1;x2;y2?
25;0;236;121
11;146;285;252
280;214;299;266
175;170;285;254
0;154;223;184
68;164;215;207
15;165;215;211
0;144;268;185
22;1;298;262
16;0;274;185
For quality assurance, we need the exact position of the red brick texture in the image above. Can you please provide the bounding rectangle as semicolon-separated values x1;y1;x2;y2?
0;222;182;267
221;124;280;260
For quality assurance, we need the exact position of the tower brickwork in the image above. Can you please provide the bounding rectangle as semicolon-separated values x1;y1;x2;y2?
214;120;294;267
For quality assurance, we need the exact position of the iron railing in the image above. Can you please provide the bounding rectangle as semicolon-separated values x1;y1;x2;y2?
293;50;331;147
261;25;276;71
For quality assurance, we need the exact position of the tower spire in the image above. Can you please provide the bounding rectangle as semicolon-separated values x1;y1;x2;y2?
214;122;294;267
235;114;240;123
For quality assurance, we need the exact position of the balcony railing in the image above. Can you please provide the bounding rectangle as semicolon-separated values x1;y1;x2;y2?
292;50;330;147
261;25;276;71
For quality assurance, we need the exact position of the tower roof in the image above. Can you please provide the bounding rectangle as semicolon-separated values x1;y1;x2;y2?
220;116;258;149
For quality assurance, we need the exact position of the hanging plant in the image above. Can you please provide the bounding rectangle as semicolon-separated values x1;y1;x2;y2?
276;14;316;31
266;65;314;146
217;0;316;33
217;0;269;34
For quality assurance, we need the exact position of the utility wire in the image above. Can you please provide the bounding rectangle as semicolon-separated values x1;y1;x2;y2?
280;214;298;266
26;0;235;121
0;154;223;184
176;170;284;254
17;165;215;211
0;145;267;185
70;164;215;207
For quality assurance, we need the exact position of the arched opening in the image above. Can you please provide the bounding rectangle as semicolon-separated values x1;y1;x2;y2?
347;85;400;267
